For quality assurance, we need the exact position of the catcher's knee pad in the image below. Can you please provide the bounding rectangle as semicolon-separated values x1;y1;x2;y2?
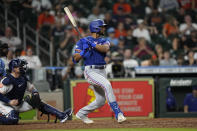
0;110;19;125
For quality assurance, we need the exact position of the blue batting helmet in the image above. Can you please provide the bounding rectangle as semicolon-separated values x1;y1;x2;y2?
9;59;27;74
89;19;107;33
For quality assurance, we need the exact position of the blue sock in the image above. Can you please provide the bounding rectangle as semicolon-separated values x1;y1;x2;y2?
109;101;122;119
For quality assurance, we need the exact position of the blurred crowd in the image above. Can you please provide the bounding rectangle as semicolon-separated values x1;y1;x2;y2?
0;0;197;79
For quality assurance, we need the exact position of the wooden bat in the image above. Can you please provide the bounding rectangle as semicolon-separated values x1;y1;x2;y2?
64;7;82;38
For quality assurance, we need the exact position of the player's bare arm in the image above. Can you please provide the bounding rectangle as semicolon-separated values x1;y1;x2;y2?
94;44;109;53
73;49;83;62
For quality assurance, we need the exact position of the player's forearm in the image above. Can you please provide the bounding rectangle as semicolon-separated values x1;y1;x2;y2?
27;82;38;93
74;53;83;62
95;45;109;53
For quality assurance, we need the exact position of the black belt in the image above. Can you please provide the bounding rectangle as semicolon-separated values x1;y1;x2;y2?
90;65;106;69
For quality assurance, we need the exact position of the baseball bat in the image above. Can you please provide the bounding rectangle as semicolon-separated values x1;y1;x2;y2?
64;7;83;38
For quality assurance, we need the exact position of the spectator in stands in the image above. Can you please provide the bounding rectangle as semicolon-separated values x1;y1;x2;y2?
178;0;195;11
106;27;119;51
104;11;116;29
37;8;55;35
155;44;164;60
32;0;42;13
132;0;146;18
183;50;197;65
113;0;131;15
124;28;137;50
159;0;179;12
87;6;104;22
145;0;155;15
133;19;151;42
123;49;139;77
133;37;154;60
183;30;197;51
176;8;186;23
184;86;197;113
162;16;180;38
95;0;108;13
177;55;185;66
117;36;126;55
51;21;65;48
0;27;21;51
112;6;127;23
60;26;76;57
147;8;164;32
0;49;13;69
55;11;65;26
124;16;135;30
61;56;83;80
114;22;127;38
32;0;52;11
159;51;177;66
20;47;42;69
170;37;183;59
179;15;197;36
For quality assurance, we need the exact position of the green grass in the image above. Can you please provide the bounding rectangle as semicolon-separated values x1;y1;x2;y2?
27;128;197;131
20;109;36;120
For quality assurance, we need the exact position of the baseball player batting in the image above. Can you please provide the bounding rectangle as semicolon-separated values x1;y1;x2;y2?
73;19;126;124
0;58;72;125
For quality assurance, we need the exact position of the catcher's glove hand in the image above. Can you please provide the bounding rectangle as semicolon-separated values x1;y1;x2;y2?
31;92;41;109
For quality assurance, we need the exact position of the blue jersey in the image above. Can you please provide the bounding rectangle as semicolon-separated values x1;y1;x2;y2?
2;74;28;105
184;93;197;112
75;36;110;66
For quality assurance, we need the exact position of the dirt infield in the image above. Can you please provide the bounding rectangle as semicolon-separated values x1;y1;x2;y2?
0;118;197;131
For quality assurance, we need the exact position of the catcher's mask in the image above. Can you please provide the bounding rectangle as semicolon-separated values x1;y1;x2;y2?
8;58;28;74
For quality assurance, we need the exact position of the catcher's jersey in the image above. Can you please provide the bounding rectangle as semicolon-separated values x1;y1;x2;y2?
75;36;110;66
0;74;28;105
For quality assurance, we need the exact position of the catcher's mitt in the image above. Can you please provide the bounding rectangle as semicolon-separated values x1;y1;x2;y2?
24;93;41;109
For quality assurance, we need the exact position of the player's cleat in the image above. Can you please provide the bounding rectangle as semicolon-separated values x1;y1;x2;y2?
59;108;73;123
76;113;94;124
59;114;69;123
117;113;126;123
64;108;73;118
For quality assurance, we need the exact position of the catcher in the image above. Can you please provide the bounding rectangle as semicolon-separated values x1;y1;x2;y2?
0;58;72;125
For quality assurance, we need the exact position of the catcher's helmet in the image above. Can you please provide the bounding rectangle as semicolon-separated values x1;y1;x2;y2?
89;19;107;33
9;59;28;74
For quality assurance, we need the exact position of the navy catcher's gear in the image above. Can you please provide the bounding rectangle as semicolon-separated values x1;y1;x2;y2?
24;93;41;109
8;59;28;74
89;19;107;33
0;110;19;125
38;102;72;123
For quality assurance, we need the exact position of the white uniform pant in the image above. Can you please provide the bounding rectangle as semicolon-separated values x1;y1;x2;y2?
0;101;32;115
77;66;116;117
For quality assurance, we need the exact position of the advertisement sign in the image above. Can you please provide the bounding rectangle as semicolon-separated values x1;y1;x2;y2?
71;78;154;118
